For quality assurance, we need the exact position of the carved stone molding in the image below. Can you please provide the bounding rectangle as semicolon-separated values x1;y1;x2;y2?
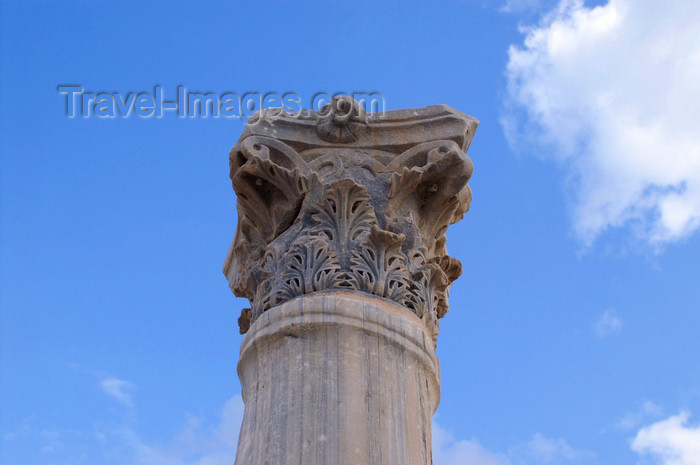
224;97;478;341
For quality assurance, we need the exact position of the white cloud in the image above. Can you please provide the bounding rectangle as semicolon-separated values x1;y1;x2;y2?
594;309;623;337
632;411;700;465
432;421;508;465
500;0;543;13
509;433;592;463
99;377;136;408
503;0;700;248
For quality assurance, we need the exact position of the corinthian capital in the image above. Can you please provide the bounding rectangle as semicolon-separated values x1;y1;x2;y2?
224;97;478;341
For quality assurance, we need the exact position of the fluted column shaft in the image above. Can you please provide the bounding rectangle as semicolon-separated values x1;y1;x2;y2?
234;293;439;465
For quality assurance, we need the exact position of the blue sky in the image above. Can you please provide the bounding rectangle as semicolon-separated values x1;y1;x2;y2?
1;1;699;464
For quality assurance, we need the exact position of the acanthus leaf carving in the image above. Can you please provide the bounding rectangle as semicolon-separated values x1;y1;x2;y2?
349;225;411;304
310;179;375;265
225;98;478;341
274;236;342;304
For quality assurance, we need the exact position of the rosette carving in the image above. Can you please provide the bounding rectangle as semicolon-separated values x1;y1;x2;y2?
224;97;479;341
315;95;367;144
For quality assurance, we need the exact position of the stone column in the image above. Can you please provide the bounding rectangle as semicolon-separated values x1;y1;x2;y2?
224;97;478;465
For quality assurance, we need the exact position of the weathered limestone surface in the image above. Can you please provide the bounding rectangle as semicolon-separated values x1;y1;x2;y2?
225;97;478;465
236;293;440;465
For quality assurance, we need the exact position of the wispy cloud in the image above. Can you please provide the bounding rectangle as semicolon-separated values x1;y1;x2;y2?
594;309;623;337
502;0;700;249
499;0;542;13
432;422;594;465
4;392;244;465
2;418;86;463
97;390;244;465
432;421;508;465
509;433;593;464
631;411;700;465
617;401;662;431
99;377;136;409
